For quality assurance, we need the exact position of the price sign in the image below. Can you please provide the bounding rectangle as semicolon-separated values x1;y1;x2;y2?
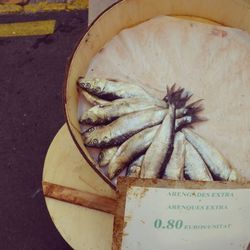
112;178;250;250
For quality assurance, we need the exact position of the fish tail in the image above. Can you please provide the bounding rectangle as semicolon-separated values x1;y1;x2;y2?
177;92;193;108
164;83;183;103
191;114;208;123
185;99;204;115
176;114;207;130
169;83;177;93
185;114;208;130
165;84;193;109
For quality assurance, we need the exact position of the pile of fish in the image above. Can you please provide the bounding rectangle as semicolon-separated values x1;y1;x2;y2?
78;77;245;183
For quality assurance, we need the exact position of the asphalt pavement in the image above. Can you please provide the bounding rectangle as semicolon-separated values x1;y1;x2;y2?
0;10;88;249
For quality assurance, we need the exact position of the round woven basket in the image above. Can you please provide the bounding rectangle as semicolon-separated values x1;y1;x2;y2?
64;0;250;189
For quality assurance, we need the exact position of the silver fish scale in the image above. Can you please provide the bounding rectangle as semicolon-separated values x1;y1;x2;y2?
182;128;232;180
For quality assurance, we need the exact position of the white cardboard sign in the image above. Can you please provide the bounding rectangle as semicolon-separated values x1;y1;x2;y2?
113;179;250;250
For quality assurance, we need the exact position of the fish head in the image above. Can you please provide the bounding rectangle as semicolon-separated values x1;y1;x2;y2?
86;136;110;147
83;132;100;147
82;126;97;144
83;126;109;147
84;126;96;135
78;77;104;94
80;107;102;124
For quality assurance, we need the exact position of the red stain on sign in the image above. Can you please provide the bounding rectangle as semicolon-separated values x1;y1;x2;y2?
211;28;228;37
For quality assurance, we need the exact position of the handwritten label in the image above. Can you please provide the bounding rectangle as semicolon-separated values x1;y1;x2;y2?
120;187;250;250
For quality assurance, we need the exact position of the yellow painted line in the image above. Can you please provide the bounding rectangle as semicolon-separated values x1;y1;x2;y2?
0;0;88;14
24;2;66;13
67;0;88;11
0;20;56;37
0;3;22;13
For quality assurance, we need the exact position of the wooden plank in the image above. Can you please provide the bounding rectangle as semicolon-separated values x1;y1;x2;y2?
43;181;117;214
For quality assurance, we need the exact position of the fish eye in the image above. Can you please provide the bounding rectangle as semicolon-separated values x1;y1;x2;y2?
87;127;95;133
103;136;109;142
81;82;87;87
95;87;101;93
92;139;98;145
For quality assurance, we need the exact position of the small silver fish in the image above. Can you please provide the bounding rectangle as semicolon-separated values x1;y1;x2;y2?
81;90;110;106
78;77;162;104
82;107;168;147
82;102;202;148
107;115;199;179
108;126;159;179
80;97;166;125
126;155;144;177
184;140;213;181
163;132;186;180
140;105;175;178
182;128;245;182
80;99;201;125
98;147;118;168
